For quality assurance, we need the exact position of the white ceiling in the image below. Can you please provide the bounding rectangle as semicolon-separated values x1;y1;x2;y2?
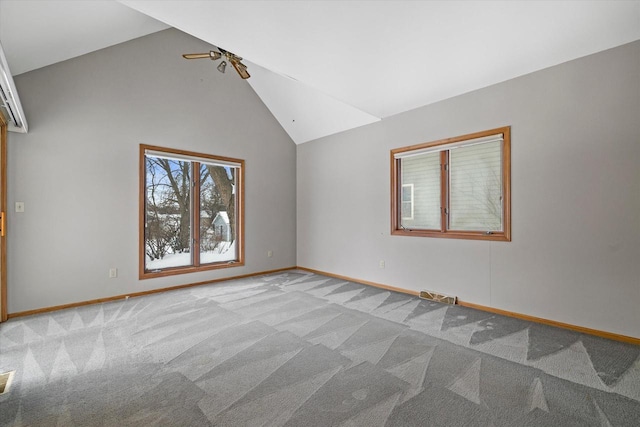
1;0;639;143
0;1;169;74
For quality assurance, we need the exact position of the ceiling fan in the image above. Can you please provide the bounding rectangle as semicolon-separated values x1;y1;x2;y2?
182;48;250;79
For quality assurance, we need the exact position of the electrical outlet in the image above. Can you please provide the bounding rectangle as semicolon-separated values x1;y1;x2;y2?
267;250;273;258
379;260;385;269
109;268;118;278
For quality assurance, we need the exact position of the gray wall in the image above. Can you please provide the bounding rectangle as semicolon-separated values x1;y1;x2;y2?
297;41;640;338
7;29;297;313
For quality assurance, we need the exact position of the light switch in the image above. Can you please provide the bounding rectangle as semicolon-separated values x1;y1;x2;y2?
15;202;24;213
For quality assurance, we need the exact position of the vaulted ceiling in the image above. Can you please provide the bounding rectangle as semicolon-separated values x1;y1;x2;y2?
1;1;639;143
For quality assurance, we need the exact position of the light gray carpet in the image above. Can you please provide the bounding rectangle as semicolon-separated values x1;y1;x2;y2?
1;270;639;426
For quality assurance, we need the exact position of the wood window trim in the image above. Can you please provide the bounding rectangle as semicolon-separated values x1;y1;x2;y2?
139;144;245;279
390;126;511;242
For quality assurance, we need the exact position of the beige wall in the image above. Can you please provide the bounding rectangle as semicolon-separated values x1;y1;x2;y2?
297;41;640;338
7;29;297;313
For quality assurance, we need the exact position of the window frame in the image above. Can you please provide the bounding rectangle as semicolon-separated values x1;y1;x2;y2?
139;144;245;279
390;126;511;242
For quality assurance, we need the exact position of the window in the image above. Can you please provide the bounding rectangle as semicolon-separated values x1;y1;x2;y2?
390;126;511;241
401;184;414;220
140;145;244;278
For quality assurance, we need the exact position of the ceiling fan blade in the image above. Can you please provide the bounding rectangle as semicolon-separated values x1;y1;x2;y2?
230;59;251;79
182;53;210;59
182;51;222;60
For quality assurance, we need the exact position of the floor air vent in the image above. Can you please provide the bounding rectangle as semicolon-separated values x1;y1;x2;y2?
419;290;457;305
0;371;15;395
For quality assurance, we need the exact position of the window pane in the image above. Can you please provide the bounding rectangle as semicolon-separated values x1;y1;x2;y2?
401;184;412;202
401;152;440;229
144;157;192;270
401;184;413;220
200;164;237;264
449;141;502;231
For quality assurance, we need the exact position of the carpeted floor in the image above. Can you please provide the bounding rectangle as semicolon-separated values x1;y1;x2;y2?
1;270;639;426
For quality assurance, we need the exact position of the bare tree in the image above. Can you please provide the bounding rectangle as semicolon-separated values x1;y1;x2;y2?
207;165;236;243
145;161;173;260
148;158;191;253
144;157;237;261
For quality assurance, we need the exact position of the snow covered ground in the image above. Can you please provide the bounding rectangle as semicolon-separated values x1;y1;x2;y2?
146;241;236;270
